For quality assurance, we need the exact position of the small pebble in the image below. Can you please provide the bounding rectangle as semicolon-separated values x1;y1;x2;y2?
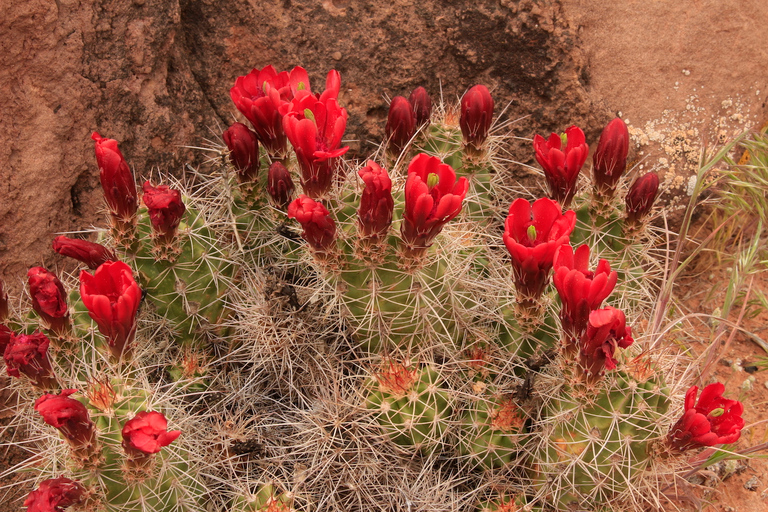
332;52;342;61
744;475;759;491
743;365;758;374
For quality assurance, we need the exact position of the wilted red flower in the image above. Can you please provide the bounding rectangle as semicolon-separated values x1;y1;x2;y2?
223;122;260;184
34;390;96;456
533;126;589;207
357;161;394;239
553;244;617;355
503;198;576;301
409;86;432;127
579;307;633;384
460;84;494;149
668;382;745;452
142;182;186;243
0;324;12;355
401;153;468;252
122;411;181;458
592;118;630;195
385;96;416;154
230;65;311;158
283;89;349;197
4;332;56;389
24;477;87;512
91;132;138;221
52;236;117;270
287;195;337;253
267;161;295;210
27;267;69;336
79;261;142;359
625;172;660;225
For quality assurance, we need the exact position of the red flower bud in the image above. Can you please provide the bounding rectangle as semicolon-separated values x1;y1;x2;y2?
592;118;630;195
283;89;349;197
122;411;181;459
409;86;432;127
91;132;138;221
4;331;56;389
668;382;745;452
267;161;295;210
287;195;337;253
52;236;117;270
503;198;576;301
34;390;97;457
579;307;633;384
385;96;416;155
0;278;8;322
357;161;394;239
625;172;660;225
460;84;494;149
533;126;589;207
27;267;69;336
79;261;142;359
142;182;186;243
553;244;617;355
223;122;260;184
24;477;87;512
401;154;468;252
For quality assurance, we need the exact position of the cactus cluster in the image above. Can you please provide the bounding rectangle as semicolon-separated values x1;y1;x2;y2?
0;63;751;512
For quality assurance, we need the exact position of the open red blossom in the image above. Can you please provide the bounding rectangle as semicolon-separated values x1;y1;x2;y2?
122;411;181;457
460;84;494;149
91;132;138;221
230;65;311;158
35;390;96;455
579;307;633;384
401;154;468;252
79;261;142;360
4;332;56;389
358;161;394;239
223;122;260;184
52;236;117;270
533;126;589;207
267;161;295;210
283;88;349;197
385;96;416;155
142;182;186;242
27;267;69;335
287;195;337;253
625;172;660;225
24;477;87;512
553;244;617;355
668;383;744;452
593;118;630;195
409;86;432;127
503;198;576;301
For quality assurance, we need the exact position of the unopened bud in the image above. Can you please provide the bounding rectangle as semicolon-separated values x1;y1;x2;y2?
267;162;295;211
625;172;660;225
593;118;630;196
460;84;494;149
223;122;260;184
409;86;432;127
52;236;117;269
142;182;186;244
385;96;416;155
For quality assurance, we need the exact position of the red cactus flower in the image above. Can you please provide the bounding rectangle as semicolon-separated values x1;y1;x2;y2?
223;122;260;184
52;236;117;270
142;182;186;243
0;324;12;355
287;195;337;253
34;390;97;456
91;132;138;221
267;161;295;210
79;261;142;359
229;65;311;158
593;118;630;195
122;411;181;458
357;161;394;239
460;84;494;149
24;477;87;512
401;153;468;252
27;267;69;336
4;332;56;389
625;172;660;225
409;86;432;127
283;89;349;197
533;126;589;207
385;96;416;154
553;244;617;355
579;307;633;384
668;382;745;452
503;198;576;301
